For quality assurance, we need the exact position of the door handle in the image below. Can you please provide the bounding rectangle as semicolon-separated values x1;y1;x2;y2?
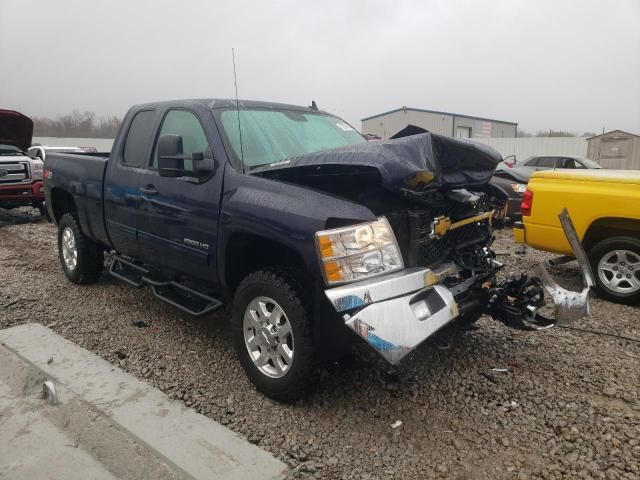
140;185;158;196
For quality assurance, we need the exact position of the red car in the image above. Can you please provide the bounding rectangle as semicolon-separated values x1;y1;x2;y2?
0;110;45;214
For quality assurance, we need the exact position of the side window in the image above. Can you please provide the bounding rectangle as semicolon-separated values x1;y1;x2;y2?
537;157;556;168
525;158;539;166
123;110;156;168
151;110;210;173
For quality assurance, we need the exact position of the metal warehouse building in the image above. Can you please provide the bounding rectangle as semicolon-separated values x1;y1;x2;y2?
361;107;518;140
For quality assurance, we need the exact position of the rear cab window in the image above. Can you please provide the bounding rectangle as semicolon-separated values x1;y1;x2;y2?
122;110;156;168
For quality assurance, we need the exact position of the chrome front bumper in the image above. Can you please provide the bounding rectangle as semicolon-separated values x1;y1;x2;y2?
325;265;460;365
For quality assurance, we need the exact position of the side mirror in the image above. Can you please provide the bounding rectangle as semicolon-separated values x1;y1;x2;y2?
157;134;213;179
158;134;184;177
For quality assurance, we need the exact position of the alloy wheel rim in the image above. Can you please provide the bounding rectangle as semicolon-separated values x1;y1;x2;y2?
597;249;640;294
61;226;78;271
243;296;294;378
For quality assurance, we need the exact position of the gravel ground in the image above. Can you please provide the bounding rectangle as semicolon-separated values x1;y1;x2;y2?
1;208;638;479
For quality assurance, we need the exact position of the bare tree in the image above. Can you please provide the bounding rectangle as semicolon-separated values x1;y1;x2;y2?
535;130;578;137
33;111;121;138
516;129;533;137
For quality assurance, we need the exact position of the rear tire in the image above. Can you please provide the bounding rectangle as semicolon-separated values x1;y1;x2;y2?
588;236;640;305
57;213;104;284
231;269;314;402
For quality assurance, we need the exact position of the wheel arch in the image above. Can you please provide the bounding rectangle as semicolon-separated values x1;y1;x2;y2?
583;217;640;252
222;232;310;299
50;188;77;224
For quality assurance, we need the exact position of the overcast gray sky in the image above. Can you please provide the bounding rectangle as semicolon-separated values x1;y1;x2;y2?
1;0;639;134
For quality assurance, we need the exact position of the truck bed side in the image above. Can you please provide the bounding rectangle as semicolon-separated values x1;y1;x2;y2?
524;172;640;255
45;152;111;247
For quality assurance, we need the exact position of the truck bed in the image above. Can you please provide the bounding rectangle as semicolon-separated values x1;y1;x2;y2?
45;152;110;245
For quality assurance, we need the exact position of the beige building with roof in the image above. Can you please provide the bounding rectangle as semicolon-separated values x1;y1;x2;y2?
587;130;640;169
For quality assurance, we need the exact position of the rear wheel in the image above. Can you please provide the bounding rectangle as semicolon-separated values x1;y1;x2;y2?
588;236;640;305
232;269;314;402
57;213;104;284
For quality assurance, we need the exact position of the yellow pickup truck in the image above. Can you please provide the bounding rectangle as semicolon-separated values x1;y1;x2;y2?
514;169;640;305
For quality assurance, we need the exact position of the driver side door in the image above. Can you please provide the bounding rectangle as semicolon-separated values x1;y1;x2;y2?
136;109;219;280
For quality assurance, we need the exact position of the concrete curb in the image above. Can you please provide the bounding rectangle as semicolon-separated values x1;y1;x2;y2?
0;324;286;480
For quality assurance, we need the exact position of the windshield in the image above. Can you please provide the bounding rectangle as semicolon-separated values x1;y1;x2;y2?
0;144;23;155
577;157;602;169
218;108;366;169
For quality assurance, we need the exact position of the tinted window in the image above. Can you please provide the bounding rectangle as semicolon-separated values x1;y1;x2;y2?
123;110;156;167
558;158;577;168
0;144;21;155
524;158;539;166
151;110;210;172
536;157;557;168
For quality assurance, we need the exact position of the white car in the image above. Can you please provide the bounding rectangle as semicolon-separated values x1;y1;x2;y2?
28;145;84;161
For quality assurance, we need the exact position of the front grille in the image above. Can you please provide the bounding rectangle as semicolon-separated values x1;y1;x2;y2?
420;222;491;266
0;187;33;196
0;161;30;185
406;210;492;267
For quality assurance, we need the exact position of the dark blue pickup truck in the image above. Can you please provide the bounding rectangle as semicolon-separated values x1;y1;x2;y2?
44;99;592;401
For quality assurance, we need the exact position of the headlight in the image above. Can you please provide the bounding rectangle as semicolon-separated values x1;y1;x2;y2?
315;217;404;285
511;183;527;193
31;159;44;181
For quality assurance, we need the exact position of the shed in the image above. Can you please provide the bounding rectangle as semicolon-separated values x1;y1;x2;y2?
587;130;640;169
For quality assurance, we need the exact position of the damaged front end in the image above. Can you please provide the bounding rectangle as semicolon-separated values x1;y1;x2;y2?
306;134;594;364
325;208;593;365
256;131;593;365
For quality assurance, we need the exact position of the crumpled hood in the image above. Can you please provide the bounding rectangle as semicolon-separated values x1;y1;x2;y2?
253;132;502;192
0;109;34;152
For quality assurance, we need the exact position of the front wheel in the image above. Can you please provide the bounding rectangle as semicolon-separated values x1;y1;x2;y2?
231;269;314;402
57;213;104;284
588;236;640;305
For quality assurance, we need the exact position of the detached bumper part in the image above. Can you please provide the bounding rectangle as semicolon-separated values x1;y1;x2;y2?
536;208;595;325
324;265;459;365
497;209;594;328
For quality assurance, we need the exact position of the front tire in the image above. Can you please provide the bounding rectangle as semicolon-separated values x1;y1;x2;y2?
231;269;314;402
588;236;640;305
57;213;104;284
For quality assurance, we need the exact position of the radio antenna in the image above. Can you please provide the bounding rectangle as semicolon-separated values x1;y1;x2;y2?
232;48;245;170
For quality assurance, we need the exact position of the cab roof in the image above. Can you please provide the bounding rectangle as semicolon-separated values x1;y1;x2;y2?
131;99;327;115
